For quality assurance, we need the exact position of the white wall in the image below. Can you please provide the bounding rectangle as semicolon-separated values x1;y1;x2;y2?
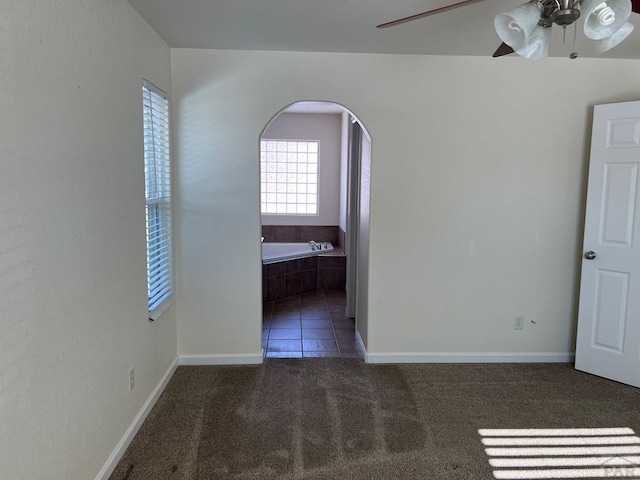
262;112;342;226
340;112;349;232
0;1;175;479
172;48;640;359
356;131;372;347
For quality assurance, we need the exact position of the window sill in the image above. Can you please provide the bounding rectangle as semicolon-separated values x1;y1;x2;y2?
149;294;174;321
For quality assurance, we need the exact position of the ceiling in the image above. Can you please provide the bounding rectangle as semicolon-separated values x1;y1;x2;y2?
127;0;640;59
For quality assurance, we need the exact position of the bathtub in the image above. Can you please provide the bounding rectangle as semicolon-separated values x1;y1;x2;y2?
262;242;334;264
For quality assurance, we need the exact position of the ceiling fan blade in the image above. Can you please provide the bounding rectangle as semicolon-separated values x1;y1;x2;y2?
633;0;640;13
377;0;487;28
492;42;515;58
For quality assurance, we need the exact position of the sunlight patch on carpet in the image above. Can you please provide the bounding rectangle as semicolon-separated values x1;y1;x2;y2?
479;428;640;479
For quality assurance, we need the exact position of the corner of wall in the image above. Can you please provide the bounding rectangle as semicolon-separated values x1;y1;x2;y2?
95;358;179;480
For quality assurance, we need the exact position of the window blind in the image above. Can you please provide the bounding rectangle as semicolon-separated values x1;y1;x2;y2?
143;80;173;314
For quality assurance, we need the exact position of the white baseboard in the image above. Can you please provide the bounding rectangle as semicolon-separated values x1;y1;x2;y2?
95;357;178;480
349;332;572;364
179;353;264;366
365;352;575;364
355;330;368;361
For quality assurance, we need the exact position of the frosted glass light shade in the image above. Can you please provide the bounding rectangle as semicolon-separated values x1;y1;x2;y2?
494;2;542;52
582;0;632;40
594;21;634;52
517;25;551;59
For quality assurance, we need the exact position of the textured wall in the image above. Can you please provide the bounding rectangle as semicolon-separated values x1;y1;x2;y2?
172;48;640;358
0;1;175;478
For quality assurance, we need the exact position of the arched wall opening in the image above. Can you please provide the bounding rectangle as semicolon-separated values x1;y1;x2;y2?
258;101;371;359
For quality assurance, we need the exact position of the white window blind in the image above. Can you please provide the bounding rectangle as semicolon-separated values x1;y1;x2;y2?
143;80;173;314
260;140;319;215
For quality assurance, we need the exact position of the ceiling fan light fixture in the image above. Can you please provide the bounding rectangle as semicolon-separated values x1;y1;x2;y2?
517;25;552;58
582;0;632;39
377;0;640;59
594;20;635;51
494;2;543;53
549;7;582;25
594;4;616;24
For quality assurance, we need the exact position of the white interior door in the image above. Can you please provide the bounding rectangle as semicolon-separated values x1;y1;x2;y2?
575;100;640;388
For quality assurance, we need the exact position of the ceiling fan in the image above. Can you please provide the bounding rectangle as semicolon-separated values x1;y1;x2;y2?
377;0;640;59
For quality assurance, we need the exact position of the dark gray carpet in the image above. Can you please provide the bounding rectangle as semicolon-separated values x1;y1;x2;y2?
109;360;640;479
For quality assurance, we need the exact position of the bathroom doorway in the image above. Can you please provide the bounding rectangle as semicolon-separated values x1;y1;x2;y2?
259;101;371;359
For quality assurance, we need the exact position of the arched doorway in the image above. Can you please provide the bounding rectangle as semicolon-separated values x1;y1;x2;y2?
258;101;371;360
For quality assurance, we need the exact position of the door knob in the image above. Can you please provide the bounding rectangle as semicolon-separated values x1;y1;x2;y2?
584;251;597;260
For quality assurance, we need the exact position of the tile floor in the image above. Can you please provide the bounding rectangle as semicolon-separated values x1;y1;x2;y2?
262;290;360;359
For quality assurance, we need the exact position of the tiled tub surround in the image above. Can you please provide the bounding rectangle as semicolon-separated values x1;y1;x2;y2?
262;242;334;264
261;225;339;245
263;251;346;302
338;227;346;253
261;224;346;302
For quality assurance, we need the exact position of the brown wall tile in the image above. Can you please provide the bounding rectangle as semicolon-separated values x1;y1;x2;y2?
266;262;286;278
285;272;303;297
262;276;267;302
318;256;346;270
302;270;317;293
286;259;303;274
263;225;339;244
338;228;346;252
302;256;317;271
261;225;277;243
319;268;346;291
297;226;338;244
266;275;285;302
263;244;346;301
275;226;298;243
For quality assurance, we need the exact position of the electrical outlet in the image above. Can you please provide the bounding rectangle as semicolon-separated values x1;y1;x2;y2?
514;315;525;330
129;368;135;390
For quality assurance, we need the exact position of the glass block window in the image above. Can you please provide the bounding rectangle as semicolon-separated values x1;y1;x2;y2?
260;140;319;215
